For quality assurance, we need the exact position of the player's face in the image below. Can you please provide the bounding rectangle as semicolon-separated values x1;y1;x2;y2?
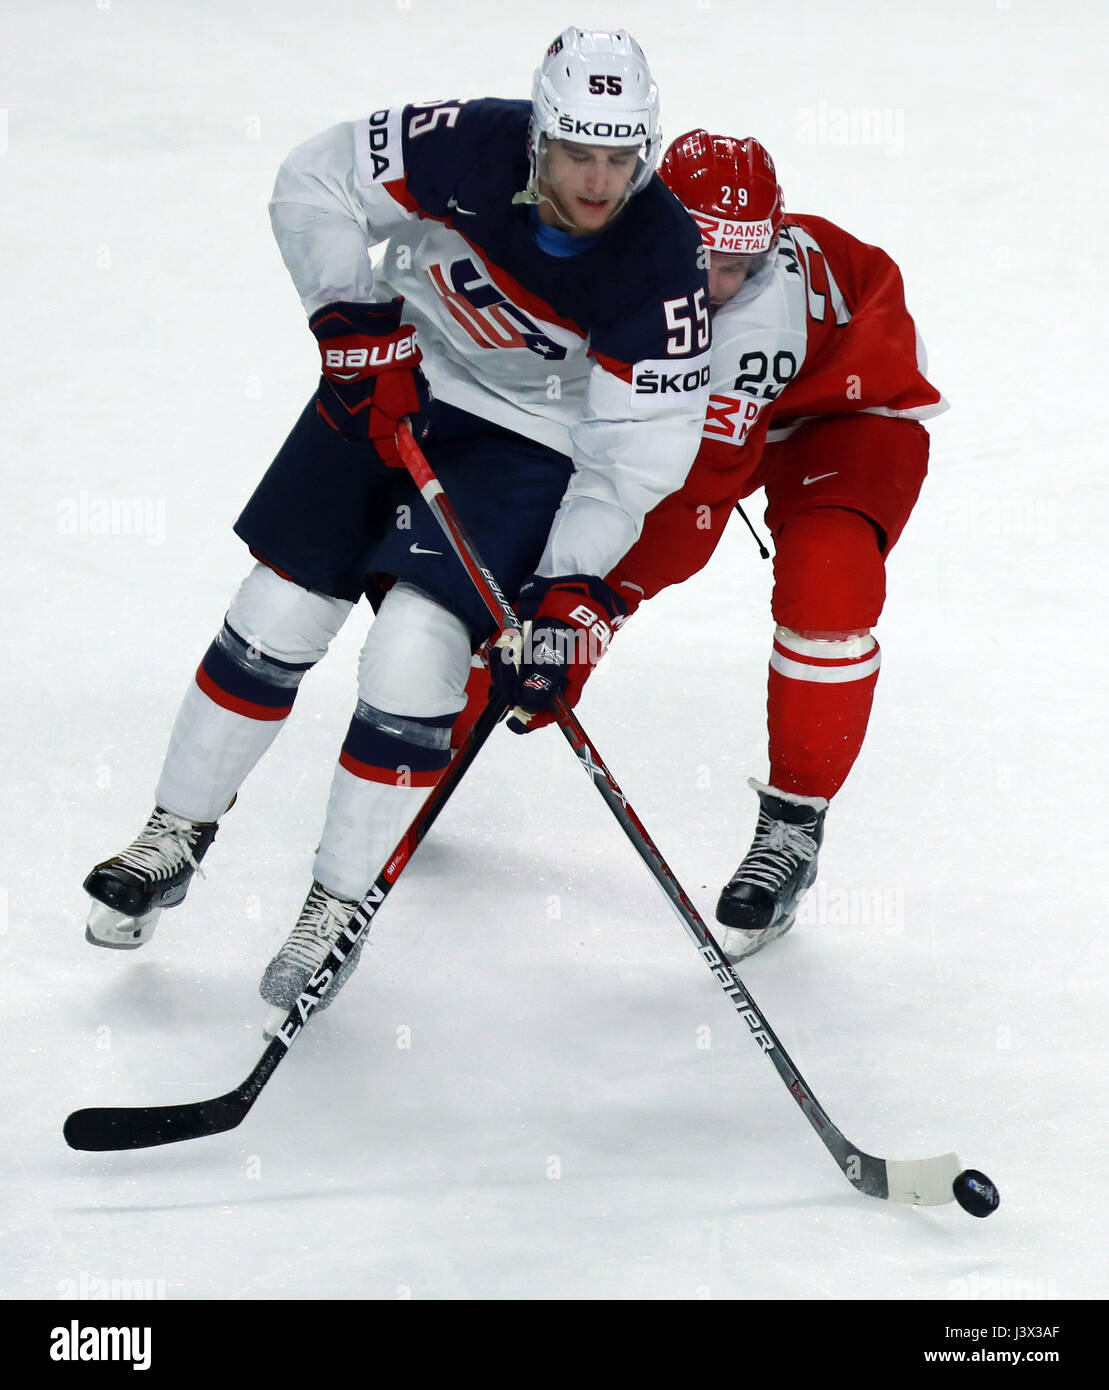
539;140;640;233
707;250;759;308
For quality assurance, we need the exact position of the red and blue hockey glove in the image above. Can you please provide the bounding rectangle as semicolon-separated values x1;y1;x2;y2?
489;574;629;734
309;299;429;464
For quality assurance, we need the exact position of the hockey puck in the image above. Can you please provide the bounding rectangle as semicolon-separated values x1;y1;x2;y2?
952;1168;1000;1218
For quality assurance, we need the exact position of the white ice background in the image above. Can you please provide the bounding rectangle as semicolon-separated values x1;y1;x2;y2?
2;0;1106;1301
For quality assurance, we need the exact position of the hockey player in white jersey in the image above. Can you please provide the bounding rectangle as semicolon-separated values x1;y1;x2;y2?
81;29;710;1010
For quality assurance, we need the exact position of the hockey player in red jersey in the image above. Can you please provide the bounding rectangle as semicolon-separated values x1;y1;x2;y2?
604;130;946;961
80;30;710;1010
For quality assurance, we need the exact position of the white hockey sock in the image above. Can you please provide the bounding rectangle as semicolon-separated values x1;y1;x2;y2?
312;765;430;901
313;581;473;899
155;565;352;824
155;680;285;824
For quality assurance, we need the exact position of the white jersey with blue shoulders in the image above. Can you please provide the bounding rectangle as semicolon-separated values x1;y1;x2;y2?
269;98;711;578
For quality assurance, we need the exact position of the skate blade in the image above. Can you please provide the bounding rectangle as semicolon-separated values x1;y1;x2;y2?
720;912;797;964
85;900;162;949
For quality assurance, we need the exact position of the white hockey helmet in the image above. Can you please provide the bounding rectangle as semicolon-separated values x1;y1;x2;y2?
527;27;662;198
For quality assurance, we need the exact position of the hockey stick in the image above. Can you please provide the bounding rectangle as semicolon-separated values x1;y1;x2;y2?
395;423;962;1206
63;687;507;1151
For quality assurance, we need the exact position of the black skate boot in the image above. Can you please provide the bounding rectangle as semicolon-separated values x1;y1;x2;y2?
715;778;828;962
83;806;221;949
259;881;366;1017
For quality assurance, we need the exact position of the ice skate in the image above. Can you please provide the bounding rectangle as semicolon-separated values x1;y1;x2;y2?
715;779;828;962
83;807;221;949
259;881;365;1014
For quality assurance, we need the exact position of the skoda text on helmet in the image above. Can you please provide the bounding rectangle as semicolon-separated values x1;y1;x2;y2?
660;129;784;254
523;27;662;211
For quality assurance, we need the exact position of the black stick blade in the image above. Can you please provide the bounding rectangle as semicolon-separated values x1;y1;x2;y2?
63;1092;248;1151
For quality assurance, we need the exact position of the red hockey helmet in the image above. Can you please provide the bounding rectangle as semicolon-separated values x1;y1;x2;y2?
661;130;784;254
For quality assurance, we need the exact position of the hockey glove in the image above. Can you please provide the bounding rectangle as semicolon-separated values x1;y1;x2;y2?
489;574;628;734
309;299;429;464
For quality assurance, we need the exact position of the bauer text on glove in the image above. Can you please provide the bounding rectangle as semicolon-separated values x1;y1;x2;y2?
309;298;429;463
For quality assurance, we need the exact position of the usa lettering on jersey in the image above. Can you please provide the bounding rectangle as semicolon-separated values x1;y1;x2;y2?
426;257;569;360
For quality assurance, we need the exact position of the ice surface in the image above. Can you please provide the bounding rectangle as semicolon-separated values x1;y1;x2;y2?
2;0;1106;1302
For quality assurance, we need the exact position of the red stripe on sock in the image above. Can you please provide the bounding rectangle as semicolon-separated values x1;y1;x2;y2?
337;751;444;786
194;665;293;722
771;636;876;669
767;659;879;801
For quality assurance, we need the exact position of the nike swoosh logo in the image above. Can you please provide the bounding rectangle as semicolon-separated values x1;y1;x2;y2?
409;543;442;556
802;472;839;485
447;197;477;217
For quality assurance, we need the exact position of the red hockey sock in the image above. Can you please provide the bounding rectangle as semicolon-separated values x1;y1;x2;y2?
767;627;881;800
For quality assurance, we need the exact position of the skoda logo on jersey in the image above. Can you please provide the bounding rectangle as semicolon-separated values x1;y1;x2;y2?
366;108;393;180
633;360;711;401
556;116;649;140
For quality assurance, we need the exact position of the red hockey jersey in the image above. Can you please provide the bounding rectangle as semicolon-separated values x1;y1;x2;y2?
607;213;946;602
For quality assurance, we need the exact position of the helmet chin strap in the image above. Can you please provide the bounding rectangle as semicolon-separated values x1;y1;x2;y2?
511;177;629;233
511;182;578;230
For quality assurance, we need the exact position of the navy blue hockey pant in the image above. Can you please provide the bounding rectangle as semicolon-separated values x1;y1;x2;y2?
233;395;574;638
